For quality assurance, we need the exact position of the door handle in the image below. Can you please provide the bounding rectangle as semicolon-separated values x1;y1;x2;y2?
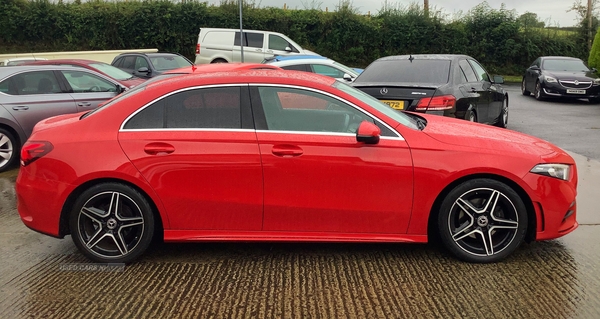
144;143;175;155
272;145;303;157
77;102;92;107
470;87;477;92
12;106;29;111
255;49;263;52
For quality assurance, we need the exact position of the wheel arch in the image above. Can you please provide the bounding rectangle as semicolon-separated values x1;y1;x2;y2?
0;119;26;147
427;173;536;244
58;178;164;240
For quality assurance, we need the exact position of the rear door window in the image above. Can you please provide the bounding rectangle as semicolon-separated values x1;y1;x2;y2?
281;64;310;72
459;60;478;82
0;71;61;95
124;87;242;129
234;32;264;48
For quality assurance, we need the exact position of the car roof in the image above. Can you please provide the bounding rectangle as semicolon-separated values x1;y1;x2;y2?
264;55;326;63
376;54;471;62
165;63;281;75
146;69;336;90
23;59;103;65
268;58;335;66
540;56;582;60
0;65;118;82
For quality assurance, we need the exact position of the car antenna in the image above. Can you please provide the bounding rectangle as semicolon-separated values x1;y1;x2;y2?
409;55;414;62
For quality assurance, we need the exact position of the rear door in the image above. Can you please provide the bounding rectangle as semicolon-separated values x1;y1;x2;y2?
118;85;263;231
467;59;494;123
58;69;119;111
0;70;76;136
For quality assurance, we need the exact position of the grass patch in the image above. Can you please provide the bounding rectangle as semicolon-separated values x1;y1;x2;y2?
501;75;522;83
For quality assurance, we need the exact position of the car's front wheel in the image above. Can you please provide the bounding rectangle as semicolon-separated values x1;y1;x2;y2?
521;78;530;96
466;109;477;123
494;99;508;128
534;81;544;100
0;128;18;172
69;183;155;264
437;179;528;263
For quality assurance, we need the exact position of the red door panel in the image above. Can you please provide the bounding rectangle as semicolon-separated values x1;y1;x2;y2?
119;130;263;230
258;132;414;234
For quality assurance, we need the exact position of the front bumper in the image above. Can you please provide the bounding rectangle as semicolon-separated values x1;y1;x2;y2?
542;81;600;99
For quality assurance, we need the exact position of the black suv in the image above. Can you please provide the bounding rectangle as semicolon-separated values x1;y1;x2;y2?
352;54;508;127
111;52;193;78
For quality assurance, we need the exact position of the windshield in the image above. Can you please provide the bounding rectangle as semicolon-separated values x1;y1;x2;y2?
150;56;192;71
81;74;180;119
333;81;418;130
542;59;589;72
355;59;451;84
333;62;359;77
90;63;134;80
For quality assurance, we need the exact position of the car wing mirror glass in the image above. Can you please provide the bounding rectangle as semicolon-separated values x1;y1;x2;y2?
284;46;292;52
137;67;149;73
343;73;353;82
356;121;380;144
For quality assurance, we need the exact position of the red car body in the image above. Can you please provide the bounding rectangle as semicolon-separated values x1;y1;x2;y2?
16;69;578;264
23;59;146;88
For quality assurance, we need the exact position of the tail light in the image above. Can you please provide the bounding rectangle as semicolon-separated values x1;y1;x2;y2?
195;44;200;54
20;141;53;167
415;95;456;111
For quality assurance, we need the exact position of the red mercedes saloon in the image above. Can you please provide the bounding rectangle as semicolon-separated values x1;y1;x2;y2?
16;69;578;264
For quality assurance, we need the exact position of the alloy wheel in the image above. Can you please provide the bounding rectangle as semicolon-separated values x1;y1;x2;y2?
76;191;146;259
447;187;519;257
0;132;13;169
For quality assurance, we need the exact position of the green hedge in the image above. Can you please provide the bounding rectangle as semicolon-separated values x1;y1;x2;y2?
0;0;588;75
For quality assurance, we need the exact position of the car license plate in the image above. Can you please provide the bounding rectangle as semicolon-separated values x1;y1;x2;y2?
381;100;404;110
567;89;586;94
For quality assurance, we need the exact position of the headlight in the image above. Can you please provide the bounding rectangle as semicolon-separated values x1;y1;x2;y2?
530;164;571;180
544;76;558;83
594;78;600;85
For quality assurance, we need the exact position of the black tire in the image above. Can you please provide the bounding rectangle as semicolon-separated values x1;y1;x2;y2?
534;81;544;100
521;78;530;96
465;109;477;123
211;58;228;64
69;183;155;264
437;178;528;263
494;98;508;128
0;128;18;173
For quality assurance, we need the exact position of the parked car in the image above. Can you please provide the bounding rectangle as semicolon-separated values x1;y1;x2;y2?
22;59;145;88
264;55;361;82
352;55;508;127
165;62;281;75
194;28;318;64
0;57;47;67
16;69;577;264
111;52;193;79
522;56;600;103
0;65;126;171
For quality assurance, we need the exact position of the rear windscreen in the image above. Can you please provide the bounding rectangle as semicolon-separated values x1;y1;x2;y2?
355;59;451;84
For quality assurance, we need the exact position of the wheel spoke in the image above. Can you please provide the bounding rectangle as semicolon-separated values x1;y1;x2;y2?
490;216;518;230
482;190;500;214
118;216;144;229
481;229;495;256
452;222;477;242
86;230;109;250
108;192;120;216
456;198;481;215
109;233;128;255
0;150;12;160
0;135;9;147
81;206;109;221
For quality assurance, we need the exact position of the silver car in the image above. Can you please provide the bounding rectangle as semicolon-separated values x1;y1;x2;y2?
0;65;126;172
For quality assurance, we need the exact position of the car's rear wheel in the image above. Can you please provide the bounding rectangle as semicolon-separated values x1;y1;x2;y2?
211;58;227;63
466;109;477;123
534;81;544;100
69;183;155;264
494;99;508;128
521;78;530;96
437;179;527;263
0;128;18;172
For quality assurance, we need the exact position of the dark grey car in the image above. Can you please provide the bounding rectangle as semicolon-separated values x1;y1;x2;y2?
352;55;508;127
111;52;193;79
0;65;126;171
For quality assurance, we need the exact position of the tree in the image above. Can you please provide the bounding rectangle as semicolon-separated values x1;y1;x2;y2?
517;12;545;28
589;27;600;68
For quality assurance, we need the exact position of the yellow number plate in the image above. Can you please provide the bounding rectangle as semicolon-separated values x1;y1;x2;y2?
381;100;404;110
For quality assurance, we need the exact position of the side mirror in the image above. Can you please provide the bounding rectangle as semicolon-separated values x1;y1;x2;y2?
493;75;504;84
592;68;598;73
530;66;540;71
116;85;126;94
284;46;292;52
343;73;353;82
137;67;150;73
356;121;380;144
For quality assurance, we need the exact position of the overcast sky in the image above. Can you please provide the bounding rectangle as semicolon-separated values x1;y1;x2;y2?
209;0;581;27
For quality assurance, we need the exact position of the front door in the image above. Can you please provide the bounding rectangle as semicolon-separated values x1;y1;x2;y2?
118;85;263;231
250;85;414;234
